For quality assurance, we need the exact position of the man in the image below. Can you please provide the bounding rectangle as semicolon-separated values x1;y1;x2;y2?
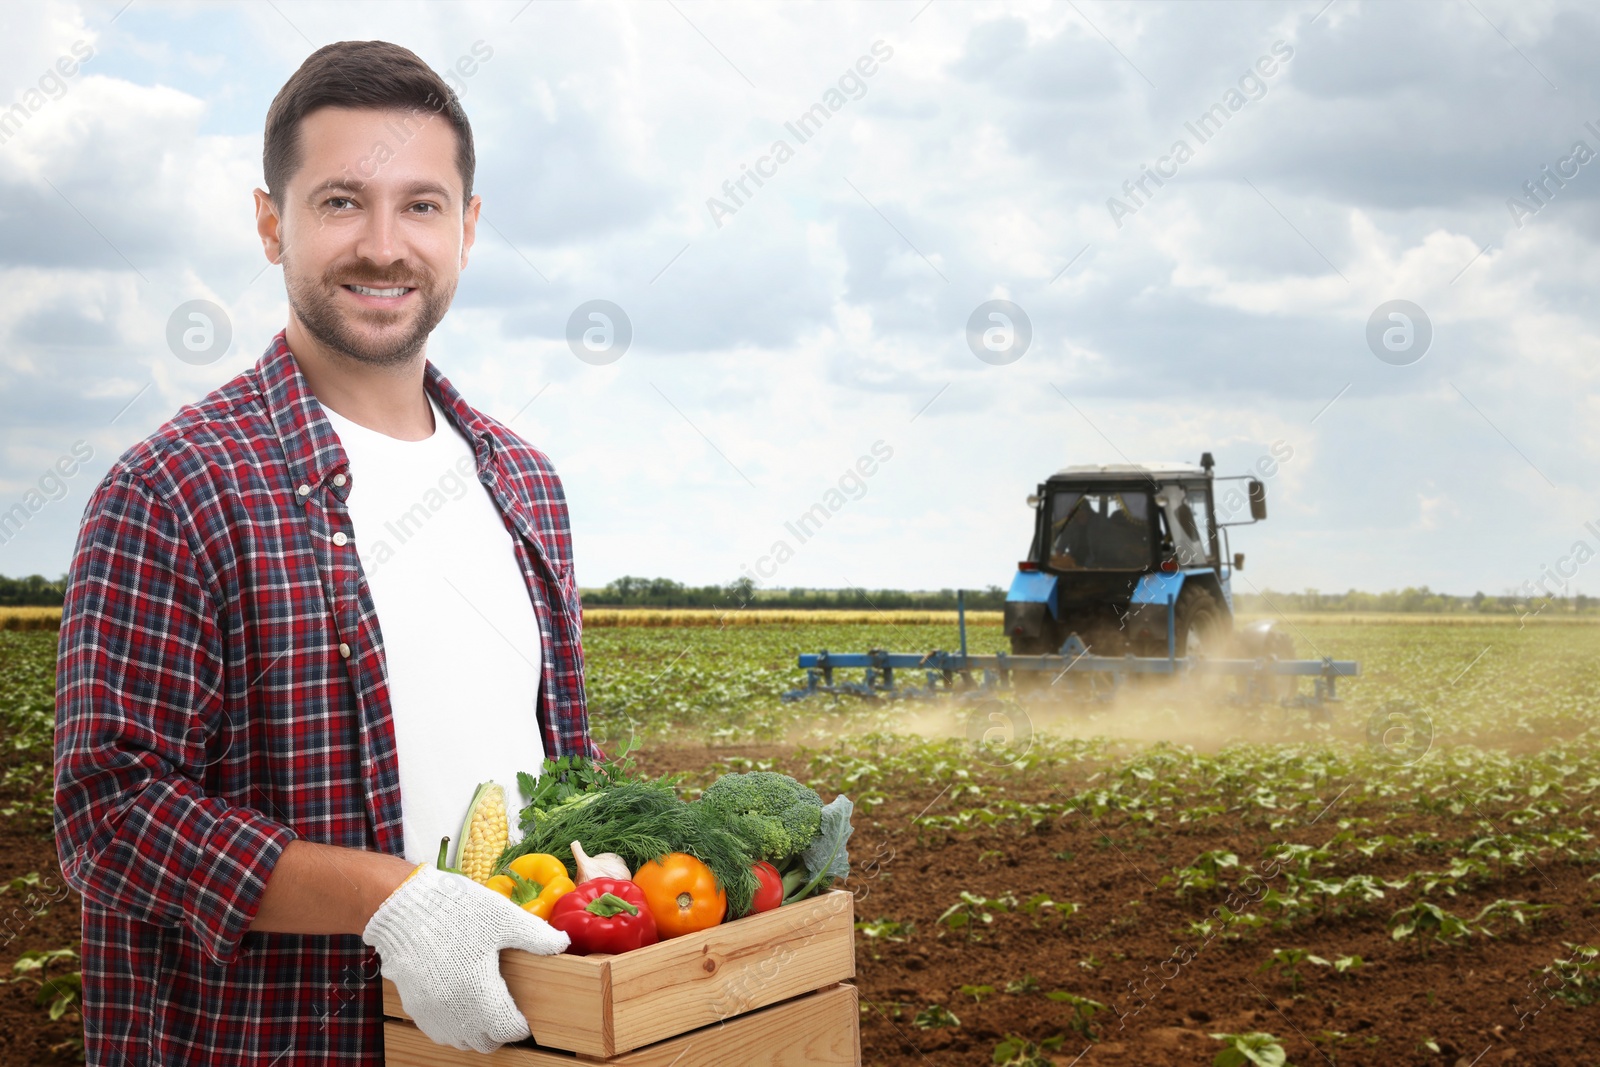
53;39;599;1065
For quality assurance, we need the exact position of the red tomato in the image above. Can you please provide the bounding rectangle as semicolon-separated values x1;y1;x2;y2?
750;860;784;914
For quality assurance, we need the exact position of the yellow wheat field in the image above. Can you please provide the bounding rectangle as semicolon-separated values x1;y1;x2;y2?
0;606;63;630
1235;612;1600;626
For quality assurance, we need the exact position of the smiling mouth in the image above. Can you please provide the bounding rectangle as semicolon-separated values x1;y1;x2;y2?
343;283;415;297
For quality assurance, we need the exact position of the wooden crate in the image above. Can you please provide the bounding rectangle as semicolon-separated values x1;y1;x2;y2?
382;889;858;1064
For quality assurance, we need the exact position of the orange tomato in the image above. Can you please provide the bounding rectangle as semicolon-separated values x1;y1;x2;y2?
631;852;725;938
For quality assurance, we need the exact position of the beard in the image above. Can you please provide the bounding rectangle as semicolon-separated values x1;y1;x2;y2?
284;254;455;368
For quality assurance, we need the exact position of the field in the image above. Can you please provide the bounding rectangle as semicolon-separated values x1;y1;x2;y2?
0;607;60;631
2;615;1598;1064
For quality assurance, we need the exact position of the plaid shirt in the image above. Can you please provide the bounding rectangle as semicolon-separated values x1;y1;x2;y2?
54;331;598;1066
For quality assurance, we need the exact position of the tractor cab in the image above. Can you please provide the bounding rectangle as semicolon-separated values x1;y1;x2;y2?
1036;471;1215;574
1005;454;1268;658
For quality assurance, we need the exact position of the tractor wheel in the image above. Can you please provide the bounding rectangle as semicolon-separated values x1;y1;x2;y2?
1174;585;1230;658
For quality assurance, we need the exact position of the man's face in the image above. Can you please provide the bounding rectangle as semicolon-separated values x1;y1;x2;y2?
258;106;480;367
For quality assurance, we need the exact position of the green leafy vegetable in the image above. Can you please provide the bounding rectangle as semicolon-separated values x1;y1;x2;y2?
500;779;761;917
696;771;823;862
517;734;662;816
786;793;854;903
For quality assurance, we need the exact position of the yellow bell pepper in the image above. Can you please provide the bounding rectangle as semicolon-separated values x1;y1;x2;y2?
486;853;575;920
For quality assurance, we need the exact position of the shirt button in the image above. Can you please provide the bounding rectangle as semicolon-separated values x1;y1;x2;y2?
333;532;349;546
333;474;347;487
297;484;311;497
339;642;351;658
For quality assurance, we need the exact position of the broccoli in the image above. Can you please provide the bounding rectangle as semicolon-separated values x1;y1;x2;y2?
696;771;823;863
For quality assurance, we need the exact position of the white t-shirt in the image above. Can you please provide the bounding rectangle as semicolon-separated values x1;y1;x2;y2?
319;394;545;866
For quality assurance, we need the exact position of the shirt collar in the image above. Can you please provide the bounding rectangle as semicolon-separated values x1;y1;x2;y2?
256;329;495;502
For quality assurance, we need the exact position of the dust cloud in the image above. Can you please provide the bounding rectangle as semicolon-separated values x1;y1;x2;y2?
790;676;1342;755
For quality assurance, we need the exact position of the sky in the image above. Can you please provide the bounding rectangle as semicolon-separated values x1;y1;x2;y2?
0;0;1596;600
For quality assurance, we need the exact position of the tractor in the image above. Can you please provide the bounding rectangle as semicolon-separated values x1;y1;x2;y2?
1003;452;1294;663
782;452;1356;711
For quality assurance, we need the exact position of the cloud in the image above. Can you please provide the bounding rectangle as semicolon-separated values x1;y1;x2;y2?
1;0;1596;597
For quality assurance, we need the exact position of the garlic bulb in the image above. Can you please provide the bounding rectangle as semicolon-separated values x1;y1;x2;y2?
572;839;630;883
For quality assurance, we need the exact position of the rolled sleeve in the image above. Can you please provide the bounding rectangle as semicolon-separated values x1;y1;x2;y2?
55;466;296;965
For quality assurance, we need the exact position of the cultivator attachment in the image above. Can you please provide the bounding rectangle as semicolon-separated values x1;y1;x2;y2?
781;593;1359;716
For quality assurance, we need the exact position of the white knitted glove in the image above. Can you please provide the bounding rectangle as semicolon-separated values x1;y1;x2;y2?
362;864;571;1053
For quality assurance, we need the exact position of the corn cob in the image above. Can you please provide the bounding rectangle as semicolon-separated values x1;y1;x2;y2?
456;781;509;884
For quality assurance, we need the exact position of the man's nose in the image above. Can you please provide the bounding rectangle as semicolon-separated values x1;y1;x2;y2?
353;203;406;267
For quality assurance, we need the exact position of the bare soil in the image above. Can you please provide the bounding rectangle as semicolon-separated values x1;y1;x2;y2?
0;801;83;1065
641;744;1600;1067
7;742;1597;1067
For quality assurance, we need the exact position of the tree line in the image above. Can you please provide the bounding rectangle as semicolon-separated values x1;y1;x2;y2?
581;576;1012;612
582;577;1596;615
0;574;65;606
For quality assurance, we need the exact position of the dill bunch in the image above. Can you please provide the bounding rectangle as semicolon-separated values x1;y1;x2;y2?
497;779;761;917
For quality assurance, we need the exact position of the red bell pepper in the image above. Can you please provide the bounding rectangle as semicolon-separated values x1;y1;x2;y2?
750;860;784;914
548;878;659;955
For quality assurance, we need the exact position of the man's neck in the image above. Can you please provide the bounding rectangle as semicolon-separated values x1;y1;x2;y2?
286;321;434;441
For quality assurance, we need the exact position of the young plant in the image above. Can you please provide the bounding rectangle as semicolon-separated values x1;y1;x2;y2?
913;1004;960;1029
9;947;81;1020
1390;901;1472;954
860;998;906;1021
1472;898;1558;936
8;946;84;1060
1335;873;1387;907
1044;991;1106;1040
854;917;913;942
1005;973;1040;995
1255;884;1312;925
992;1034;1066;1066
1541;943;1600;1005
1049;899;1083;927
1226;906;1274;933
1209;1030;1290;1067
1257;947;1329;991
959;983;997;1004
936;890;1015;941
1265;841;1334;874
1162;850;1240;898
1311;1030;1352;1058
1021;891;1075;928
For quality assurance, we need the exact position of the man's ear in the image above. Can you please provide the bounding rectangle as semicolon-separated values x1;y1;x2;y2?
253;188;284;264
460;194;482;270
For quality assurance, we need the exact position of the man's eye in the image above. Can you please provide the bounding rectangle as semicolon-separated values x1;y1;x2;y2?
324;197;354;210
412;203;438;215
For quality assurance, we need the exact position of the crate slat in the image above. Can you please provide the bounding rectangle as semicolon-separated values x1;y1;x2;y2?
605;887;855;1054
382;982;860;1066
382;890;855;1058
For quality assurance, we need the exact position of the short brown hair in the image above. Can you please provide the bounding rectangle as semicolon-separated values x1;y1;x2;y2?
263;40;475;213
